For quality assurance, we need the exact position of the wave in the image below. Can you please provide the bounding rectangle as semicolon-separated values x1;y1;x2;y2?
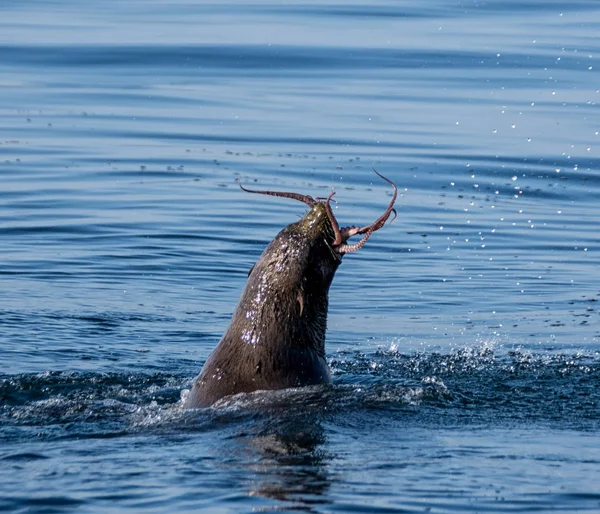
1;346;598;444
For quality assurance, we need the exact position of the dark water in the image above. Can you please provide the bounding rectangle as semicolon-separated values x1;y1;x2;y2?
2;1;600;512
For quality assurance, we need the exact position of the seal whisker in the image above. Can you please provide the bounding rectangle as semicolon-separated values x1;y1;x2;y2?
297;290;304;317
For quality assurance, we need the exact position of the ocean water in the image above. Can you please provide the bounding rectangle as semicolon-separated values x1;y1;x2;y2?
1;0;600;512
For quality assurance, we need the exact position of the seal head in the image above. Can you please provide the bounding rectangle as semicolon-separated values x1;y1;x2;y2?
185;170;397;408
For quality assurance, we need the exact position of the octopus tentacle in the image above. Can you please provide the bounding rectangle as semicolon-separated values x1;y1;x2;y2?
238;169;397;254
324;190;344;246
338;168;397;242
238;179;317;206
336;229;374;254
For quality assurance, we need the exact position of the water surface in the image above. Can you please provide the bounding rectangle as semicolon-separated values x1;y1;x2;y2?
1;1;600;512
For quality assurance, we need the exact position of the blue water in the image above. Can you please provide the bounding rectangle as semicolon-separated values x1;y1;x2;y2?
2;1;600;512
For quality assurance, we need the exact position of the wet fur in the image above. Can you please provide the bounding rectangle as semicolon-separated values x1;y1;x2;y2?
185;203;339;408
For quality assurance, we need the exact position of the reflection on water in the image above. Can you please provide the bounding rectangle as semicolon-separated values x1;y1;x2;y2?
241;420;331;510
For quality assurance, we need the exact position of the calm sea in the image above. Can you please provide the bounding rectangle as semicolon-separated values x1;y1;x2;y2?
1;1;599;512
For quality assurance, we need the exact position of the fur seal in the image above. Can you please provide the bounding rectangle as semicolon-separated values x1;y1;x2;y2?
185;170;397;408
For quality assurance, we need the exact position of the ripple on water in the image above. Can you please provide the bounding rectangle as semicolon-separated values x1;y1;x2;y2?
1;347;599;446
2;0;600;511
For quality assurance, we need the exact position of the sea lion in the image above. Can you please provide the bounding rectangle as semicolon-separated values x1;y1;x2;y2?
185;170;397;408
